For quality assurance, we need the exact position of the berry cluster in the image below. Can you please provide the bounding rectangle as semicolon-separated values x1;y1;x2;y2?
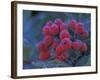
38;18;88;61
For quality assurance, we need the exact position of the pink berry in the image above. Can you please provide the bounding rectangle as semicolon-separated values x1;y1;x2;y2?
56;44;64;56
80;31;89;38
56;52;68;61
72;40;82;51
69;19;77;31
61;38;72;50
55;18;63;27
39;51;49;61
42;25;50;35
49;23;59;35
38;41;48;51
60;23;67;32
56;54;66;61
51;39;59;48
80;43;88;52
75;22;84;34
59;30;70;40
44;35;53;46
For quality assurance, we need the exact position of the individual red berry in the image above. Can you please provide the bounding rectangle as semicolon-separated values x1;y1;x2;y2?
80;43;88;52
80;31;89;38
44;35;53;46
39;51;49;61
60;23;67;32
51;39;59;48
69;19;77;31
61;38;72;50
56;44;64;56
56;53;68;61
42;25;50;35
59;30;70;40
49;24;59;35
38;41;48;51
55;18;63;27
72;40;82;51
75;22;84;34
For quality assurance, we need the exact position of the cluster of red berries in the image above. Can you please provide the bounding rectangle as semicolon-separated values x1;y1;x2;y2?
38;18;88;61
69;19;89;38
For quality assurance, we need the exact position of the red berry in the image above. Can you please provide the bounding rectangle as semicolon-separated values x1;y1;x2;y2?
69;19;77;31
44;35;53;46
51;39;59;48
39;51;49;61
80;43;88;52
60;30;70;40
80;31;89;38
61;38;72;50
56;44;64;56
42;25;50;35
72;40;82;51
55;18;63;27
38;41;48;51
60;23;67;32
49;24;59;35
75;23;84;34
56;53;67;61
